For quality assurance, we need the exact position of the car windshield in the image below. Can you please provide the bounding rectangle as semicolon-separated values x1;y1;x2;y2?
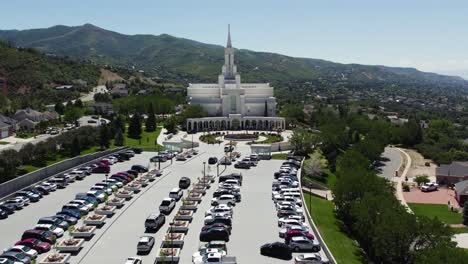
15;252;26;258
161;201;171;206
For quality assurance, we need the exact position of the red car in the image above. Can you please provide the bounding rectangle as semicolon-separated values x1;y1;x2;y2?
285;230;314;244
113;173;133;182
92;165;110;173
15;238;51;253
21;229;56;244
116;172;135;180
99;159;110;166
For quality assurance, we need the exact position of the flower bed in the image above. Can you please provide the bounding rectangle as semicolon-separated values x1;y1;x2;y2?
39;253;71;264
224;133;258;141
135;178;149;187
107;197;125;207
191;186;206;195
168;220;189;233
70;225;96;238
155;248;180;263
95;205;116;216
115;190;133;199
180;200;198;211
162;232;185;247
142;173;157;182
174;210;194;221
124;183;142;192
186;192;203;202
83;214;106;226
56;238;85;252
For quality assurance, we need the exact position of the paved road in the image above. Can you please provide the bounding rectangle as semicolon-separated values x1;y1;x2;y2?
378;147;402;181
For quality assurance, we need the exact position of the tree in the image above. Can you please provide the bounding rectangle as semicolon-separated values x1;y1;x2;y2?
63;107;83;123
145;103;157;132
264;101;268;117
114;128;125;146
164;116;178;134
127;113;142;139
71;136;81;156
99;125;110;149
304;149;328;178
112;115;126;134
74;99;83;108
414;175;430;186
289;129;318;156
463;201;468;226
54;102;65;115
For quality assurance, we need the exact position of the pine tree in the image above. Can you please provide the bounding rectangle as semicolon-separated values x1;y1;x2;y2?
99;125;110;149
71;136;81;156
463;201;468;225
145;103;157;132
114;128;125;146
54;102;65;115
127;113;142;139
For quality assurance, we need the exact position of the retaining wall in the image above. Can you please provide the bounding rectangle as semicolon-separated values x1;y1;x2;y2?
0;147;127;199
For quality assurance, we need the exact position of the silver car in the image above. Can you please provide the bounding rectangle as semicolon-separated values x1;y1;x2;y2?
294;253;329;264
289;236;321;252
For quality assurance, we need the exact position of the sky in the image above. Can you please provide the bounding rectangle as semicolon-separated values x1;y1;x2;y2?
1;0;468;79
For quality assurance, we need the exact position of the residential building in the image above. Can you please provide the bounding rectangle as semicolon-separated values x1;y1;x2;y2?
436;162;468;184
111;83;128;97
454;180;468;205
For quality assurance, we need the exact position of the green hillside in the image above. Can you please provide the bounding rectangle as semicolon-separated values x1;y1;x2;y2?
1;23;467;93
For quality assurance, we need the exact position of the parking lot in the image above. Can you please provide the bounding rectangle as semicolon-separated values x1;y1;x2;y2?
0;140;327;263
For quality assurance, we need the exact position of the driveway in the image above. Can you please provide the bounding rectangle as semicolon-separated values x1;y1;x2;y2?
378;147;402;181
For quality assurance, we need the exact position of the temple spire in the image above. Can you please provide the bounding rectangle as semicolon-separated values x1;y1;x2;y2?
227;24;232;48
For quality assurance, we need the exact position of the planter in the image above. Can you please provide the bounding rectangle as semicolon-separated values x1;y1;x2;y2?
191;186;207;195
180;201;199;211
155;248;180;263
115;190;133;199
162;233;185;247
107;197;125;208
168;220;189;233
124;183;142;192
142;174;156;182
186;193;203;202
56;238;85;253
39;253;71;264
83;214;106;226
135;178;149;187
194;182;211;189
95;205;116;216
174;210;193;221
70;225;96;238
150;169;163;176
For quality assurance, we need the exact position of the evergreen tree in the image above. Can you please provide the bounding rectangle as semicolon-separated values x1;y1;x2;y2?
127;113;142;139
145;103;157;132
114;128;125;146
71;136;81;156
463;201;468;225
113;115;126;134
264;101;268;117
99;125;110;149
74;99;83;108
54;102;65;115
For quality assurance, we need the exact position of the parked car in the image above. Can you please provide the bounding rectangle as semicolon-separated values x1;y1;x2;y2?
159;198;176;214
285;230;314;244
294;253;329;264
150;155;167;162
192;248;226;264
46;178;67;188
37;217;69;230
86;190;106;202
144;213;165;232
53;213;78;225
289;236;321;252
21;230;56;244
90;185;113;196
279;225;309;238
75;193;99;206
136;236;155;253
208;157;218;165
94;182;118;192
421;182;439;192
68;170;86;180
179;177;191;189
3;245;38;259
213;189;241;202
0;251;31;264
199;227;230;242
169;188;184;201
125;257;142;264
176;155;187;161
57;208;81;219
201;223;232;235
14;196;30;206
218;157;232;165
15;238;51;254
0;209;7;219
131;165;148;173
3;199;24;210
205;205;233;218
204;214;232;227
0;203;15;214
23;187;44;198
234;161;251;169
102;179;124;188
39;182;57;192
75;166;92;175
131;147;143;154
34;224;64;237
68;200;95;212
211;195;236;207
92;165;110;173
260;242;292;260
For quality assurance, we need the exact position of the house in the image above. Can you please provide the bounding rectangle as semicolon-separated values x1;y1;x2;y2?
110;83;128;97
0;120;12;139
17;119;37;131
387;115;408;126
13;108;59;130
436;162;468;185
88;102;114;115
43;111;60;120
455;180;468;205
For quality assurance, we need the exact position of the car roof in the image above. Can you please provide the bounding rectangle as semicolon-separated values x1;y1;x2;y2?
162;197;173;201
170;188;181;192
139;236;153;242
291;236;309;241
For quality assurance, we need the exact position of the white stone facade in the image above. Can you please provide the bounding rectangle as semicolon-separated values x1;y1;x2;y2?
186;26;285;131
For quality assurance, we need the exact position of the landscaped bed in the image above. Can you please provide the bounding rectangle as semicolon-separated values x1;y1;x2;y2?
70;225;96;238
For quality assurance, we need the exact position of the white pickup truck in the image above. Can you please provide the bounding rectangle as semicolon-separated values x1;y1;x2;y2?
200;252;237;264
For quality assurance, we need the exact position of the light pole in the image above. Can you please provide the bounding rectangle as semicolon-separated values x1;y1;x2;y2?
191;134;194;150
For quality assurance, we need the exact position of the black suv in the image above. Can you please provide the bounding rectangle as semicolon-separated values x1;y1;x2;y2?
179;177;191;189
145;213;165;232
208;157;218;165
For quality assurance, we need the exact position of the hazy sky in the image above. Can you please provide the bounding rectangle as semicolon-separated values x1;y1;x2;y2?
2;0;468;78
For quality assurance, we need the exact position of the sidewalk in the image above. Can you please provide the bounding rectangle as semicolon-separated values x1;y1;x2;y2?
395;148;413;213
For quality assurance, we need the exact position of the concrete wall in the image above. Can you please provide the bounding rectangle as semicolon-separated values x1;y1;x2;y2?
0;147;127;200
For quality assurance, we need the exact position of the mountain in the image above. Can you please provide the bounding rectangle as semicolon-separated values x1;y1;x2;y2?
1;24;467;92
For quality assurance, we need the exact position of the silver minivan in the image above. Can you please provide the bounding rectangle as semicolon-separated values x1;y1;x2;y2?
169;188;183;201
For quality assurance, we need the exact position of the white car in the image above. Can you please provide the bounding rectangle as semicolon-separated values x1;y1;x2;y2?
125;256;142;264
69;200;94;212
102;158;115;165
68;170;86;180
192;248;227;264
4;245;38;259
14;196;30;206
103;179;123;188
278;218;303;228
211;195;236;206
205;205;233;217
3;198;25;209
40;182;57;191
294;253;329;264
218;183;240;192
277;204;303;214
35;224;64;237
95;182;119;192
276;201;302;211
289;236;321;252
87;190;106;202
90;185;113;195
278;215;305;227
421;182;439;192
279;225;309;238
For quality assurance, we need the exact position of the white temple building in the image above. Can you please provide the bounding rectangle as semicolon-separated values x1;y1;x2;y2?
186;26;285;132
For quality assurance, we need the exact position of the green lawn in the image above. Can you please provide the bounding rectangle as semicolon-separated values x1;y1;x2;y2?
125;128;163;151
451;227;468;234
305;169;337;189
304;193;362;264
254;133;283;144
408;203;462;225
16;131;39;139
271;153;287;160
0;141;9;145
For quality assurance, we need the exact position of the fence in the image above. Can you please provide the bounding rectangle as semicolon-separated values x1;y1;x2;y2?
298;158;338;264
0;147;127;199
